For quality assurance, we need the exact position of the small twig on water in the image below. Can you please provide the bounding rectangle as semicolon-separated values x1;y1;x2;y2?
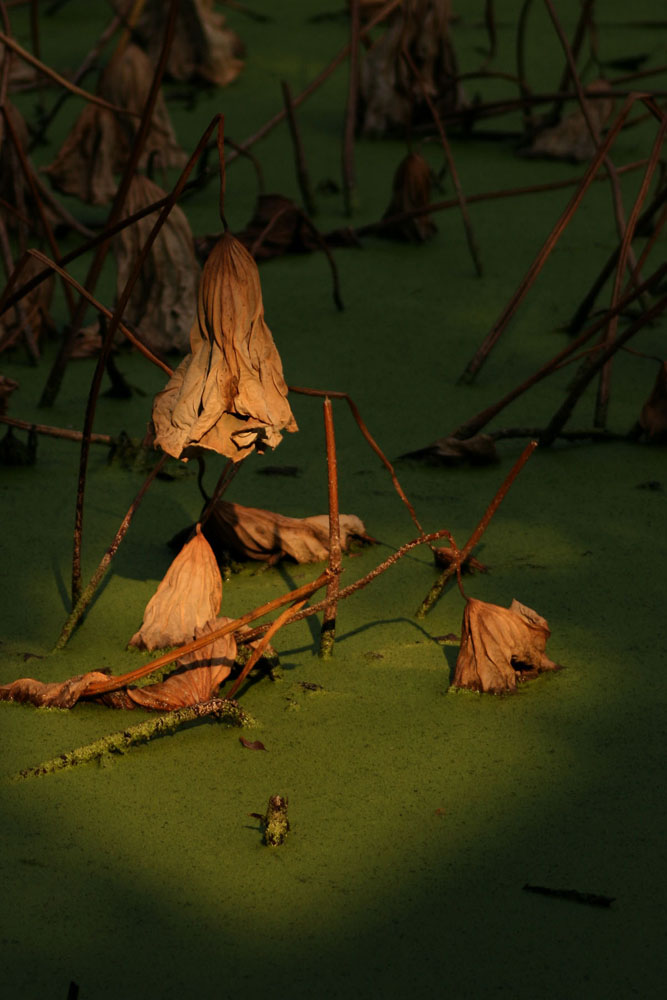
281;80;316;216
416;442;539;618
16;698;253;779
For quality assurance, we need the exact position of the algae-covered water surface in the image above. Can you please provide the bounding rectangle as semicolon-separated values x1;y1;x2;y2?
1;2;666;997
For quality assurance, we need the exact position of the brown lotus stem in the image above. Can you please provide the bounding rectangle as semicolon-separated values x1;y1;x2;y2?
543;0;641;291
67;0;179;604
0;414;113;445
0;217;38;359
567;185;667;334
217;116;227;229
281;80;316;216
401;46;483;277
352;158;647;240
1;104;76;317
29;8;124;149
540;295;667;446
54;453;168;650
516;0;537;134
239;529;458;645
199;458;244;527
226;598;308;701
342;0;360;217
25;249;174;376
449;262;666;441
551;0;595;124
289;384;431;544
3;156;645;321
416;441;539;618
457;93;659;384
593;116;667;428
320;398;342;659
85;570;333;696
0;28;140;118
229;0;402;161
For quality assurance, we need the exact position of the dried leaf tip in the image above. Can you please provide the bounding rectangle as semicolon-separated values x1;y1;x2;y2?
381;152;437;242
452;598;561;694
153;231;297;462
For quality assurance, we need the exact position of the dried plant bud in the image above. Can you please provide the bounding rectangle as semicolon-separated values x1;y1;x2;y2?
523;81;615;162
113;175;199;354
153;231;297;462
204;500;369;564
637;361;667;442
129;525;222;650
381;152;437;242
359;0;464;136
402;433;499;466
118;0;244;87
452;598;560;694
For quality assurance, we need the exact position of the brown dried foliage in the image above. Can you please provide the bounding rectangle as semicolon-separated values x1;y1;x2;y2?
205;500;369;565
381;152;437;242
129;525;222;650
234;194;321;260
0;255;54;354
523;81;615;162
452;598;560;694
153;231;297;462
44;43;185;205
358;0;463;136
113;174;199;354
403;433;499;465
122;0;244;87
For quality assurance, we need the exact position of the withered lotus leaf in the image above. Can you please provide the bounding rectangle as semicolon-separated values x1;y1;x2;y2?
114;658;233;711
45;44;185;205
523;81;614;162
402;433;499;466
118;0;244;87
381;152;437;242
152;231;297;462
452;598;560;694
113;175;199;354
358;0;463;136
638;361;667;442
0;255;54;354
44;104;124;206
205;500;369;564
129;525;222;650
0;671;112;708
98;44;186;171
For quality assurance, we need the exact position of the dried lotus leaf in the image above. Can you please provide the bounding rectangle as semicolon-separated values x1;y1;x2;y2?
129;526;222;650
402;433;499;465
98;44;186;170
115;0;244;87
43;103;124;205
381;152;437;242
205;500;369;564
359;0;464;136
0;671;112;708
113;175;199;354
153;231;297;462
0;375;19;413
523;81;615;162
452;597;560;694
